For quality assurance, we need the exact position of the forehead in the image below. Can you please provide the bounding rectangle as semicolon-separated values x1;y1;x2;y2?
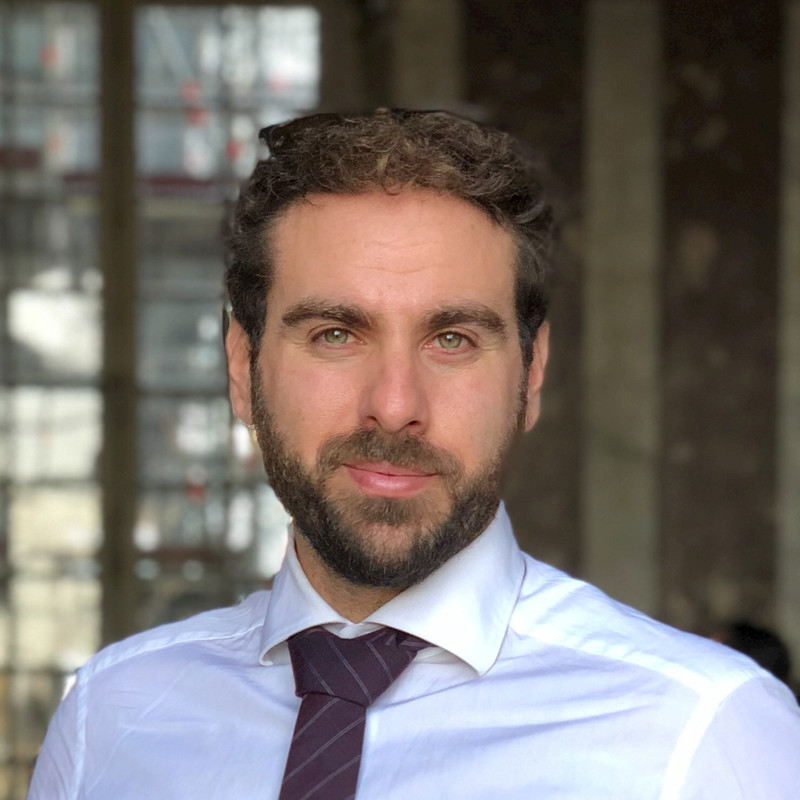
266;189;517;314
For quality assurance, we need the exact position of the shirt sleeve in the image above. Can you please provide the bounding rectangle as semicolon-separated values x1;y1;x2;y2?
26;674;83;800
678;674;800;799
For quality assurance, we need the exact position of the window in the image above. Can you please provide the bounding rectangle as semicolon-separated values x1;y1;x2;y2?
0;3;320;795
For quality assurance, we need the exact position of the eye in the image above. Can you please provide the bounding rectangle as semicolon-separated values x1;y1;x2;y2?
435;331;467;350
320;328;351;345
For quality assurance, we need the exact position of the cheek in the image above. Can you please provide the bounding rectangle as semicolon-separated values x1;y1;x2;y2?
261;361;361;450
429;372;521;460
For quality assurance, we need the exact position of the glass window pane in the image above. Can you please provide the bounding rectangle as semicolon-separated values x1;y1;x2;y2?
10;576;99;670
137;109;226;180
0;600;8;669
0;390;9;478
136;566;226;631
7;3;98;95
256;7;320;109
2;201;99;289
10;389;101;482
132;2;318;634
9;486;100;571
0;764;36;800
139;300;227;392
140;205;225;297
228;419;265;483
136;6;319;110
138;398;265;487
137;485;228;551
2;5;100;793
6;483;100;795
252;483;290;577
139;396;231;485
137;6;224;105
134;483;289;629
135;483;288;566
7;290;101;381
8;106;98;178
3;668;67;791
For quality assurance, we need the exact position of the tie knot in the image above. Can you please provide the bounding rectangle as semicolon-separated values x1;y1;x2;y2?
287;626;428;707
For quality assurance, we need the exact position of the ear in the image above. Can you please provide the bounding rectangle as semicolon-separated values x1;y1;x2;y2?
225;315;255;426
523;321;550;431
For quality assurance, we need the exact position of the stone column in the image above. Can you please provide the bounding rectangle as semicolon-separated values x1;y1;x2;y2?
463;0;584;575
778;0;800;659
583;0;662;613
100;0;138;645
393;0;464;107
661;0;781;632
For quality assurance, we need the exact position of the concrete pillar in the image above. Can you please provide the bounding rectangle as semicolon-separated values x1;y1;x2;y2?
583;0;661;613
778;0;800;660
463;0;584;574
100;0;138;645
393;0;464;107
661;0;780;633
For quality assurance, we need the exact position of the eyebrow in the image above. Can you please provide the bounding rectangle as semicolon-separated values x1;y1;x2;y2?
423;304;508;339
281;299;373;330
280;298;508;339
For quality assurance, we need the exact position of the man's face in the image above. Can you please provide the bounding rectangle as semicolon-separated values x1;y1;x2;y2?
227;189;547;589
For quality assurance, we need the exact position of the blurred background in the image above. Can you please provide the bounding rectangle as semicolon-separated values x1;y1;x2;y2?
0;0;798;795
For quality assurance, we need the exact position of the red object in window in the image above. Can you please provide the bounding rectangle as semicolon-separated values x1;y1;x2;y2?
181;80;202;104
45;131;63;157
225;139;243;162
187;107;209;127
185;482;207;503
268;75;290;94
41;43;57;68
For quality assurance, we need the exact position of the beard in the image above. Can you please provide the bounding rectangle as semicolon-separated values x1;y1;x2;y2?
250;369;526;591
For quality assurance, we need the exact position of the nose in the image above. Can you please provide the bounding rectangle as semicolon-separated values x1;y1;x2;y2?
358;345;429;434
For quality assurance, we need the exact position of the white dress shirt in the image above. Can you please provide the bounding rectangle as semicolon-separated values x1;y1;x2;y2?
29;505;800;799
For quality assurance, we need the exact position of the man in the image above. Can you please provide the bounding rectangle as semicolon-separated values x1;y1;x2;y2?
29;110;800;799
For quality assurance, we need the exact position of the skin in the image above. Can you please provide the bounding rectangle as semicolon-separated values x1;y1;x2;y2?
226;189;549;621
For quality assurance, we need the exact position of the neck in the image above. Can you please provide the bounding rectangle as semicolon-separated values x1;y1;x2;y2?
294;534;402;622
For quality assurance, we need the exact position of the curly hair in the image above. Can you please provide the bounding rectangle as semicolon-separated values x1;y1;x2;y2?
225;109;553;367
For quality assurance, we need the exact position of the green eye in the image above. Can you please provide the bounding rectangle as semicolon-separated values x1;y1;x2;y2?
322;328;350;345
437;332;464;349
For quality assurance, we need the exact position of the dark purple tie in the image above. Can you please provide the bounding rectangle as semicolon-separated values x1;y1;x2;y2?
278;626;428;800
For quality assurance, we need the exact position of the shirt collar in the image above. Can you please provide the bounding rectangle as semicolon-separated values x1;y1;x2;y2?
259;502;524;676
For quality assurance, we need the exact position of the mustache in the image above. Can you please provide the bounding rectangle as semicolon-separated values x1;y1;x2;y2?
317;429;463;481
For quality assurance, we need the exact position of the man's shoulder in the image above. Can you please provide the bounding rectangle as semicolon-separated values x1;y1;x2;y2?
510;555;764;696
81;589;272;681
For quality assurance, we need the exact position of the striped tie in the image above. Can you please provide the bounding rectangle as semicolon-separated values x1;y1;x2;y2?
278;626;428;800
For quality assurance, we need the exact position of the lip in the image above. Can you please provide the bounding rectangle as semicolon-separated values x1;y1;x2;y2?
343;461;436;497
345;461;434;477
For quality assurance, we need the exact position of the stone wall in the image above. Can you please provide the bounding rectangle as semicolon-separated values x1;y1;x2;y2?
333;0;798;655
